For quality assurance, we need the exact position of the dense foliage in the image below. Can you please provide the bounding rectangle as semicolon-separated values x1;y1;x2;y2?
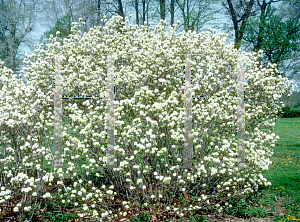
280;106;300;118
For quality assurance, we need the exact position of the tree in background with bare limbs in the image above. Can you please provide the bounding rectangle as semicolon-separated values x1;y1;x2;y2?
0;0;41;77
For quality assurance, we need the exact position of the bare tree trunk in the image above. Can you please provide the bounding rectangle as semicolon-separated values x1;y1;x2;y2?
175;0;193;31
97;0;101;26
223;0;255;49
135;0;139;26
176;0;186;30
147;0;150;25
160;0;166;20
171;0;175;26
117;0;125;23
142;0;146;25
186;0;190;29
254;0;274;65
0;0;36;75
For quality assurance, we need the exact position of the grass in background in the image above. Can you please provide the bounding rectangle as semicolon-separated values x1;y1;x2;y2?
260;117;300;222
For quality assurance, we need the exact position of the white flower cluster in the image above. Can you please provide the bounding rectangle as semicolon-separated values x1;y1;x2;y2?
0;14;296;220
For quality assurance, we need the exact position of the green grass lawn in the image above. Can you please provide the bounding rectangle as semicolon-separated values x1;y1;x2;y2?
217;116;300;222
1;116;300;222
258;117;300;222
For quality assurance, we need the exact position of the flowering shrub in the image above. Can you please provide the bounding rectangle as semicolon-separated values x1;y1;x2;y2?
0;15;296;221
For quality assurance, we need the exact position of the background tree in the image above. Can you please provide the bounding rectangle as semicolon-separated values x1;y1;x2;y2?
129;0;222;33
241;2;300;93
37;0;88;34
37;0;130;35
170;0;175;27
160;0;166;21
280;91;300;109
0;0;41;77
276;0;300;89
141;0;155;26
124;0;158;27
39;13;72;51
218;0;257;49
278;0;300;21
251;0;281;53
135;0;140;25
133;0;153;26
172;0;223;32
117;0;126;22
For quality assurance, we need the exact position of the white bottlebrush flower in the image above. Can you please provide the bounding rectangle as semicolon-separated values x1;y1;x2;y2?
42;193;51;198
106;190;113;195
35;164;41;170
211;167;217;175
24;206;31;211
21;187;32;193
13;207;19;212
133;165;140;169
93;210;98;216
163;177;171;183
86;193;93;199
179;179;185;184
200;165;206;171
